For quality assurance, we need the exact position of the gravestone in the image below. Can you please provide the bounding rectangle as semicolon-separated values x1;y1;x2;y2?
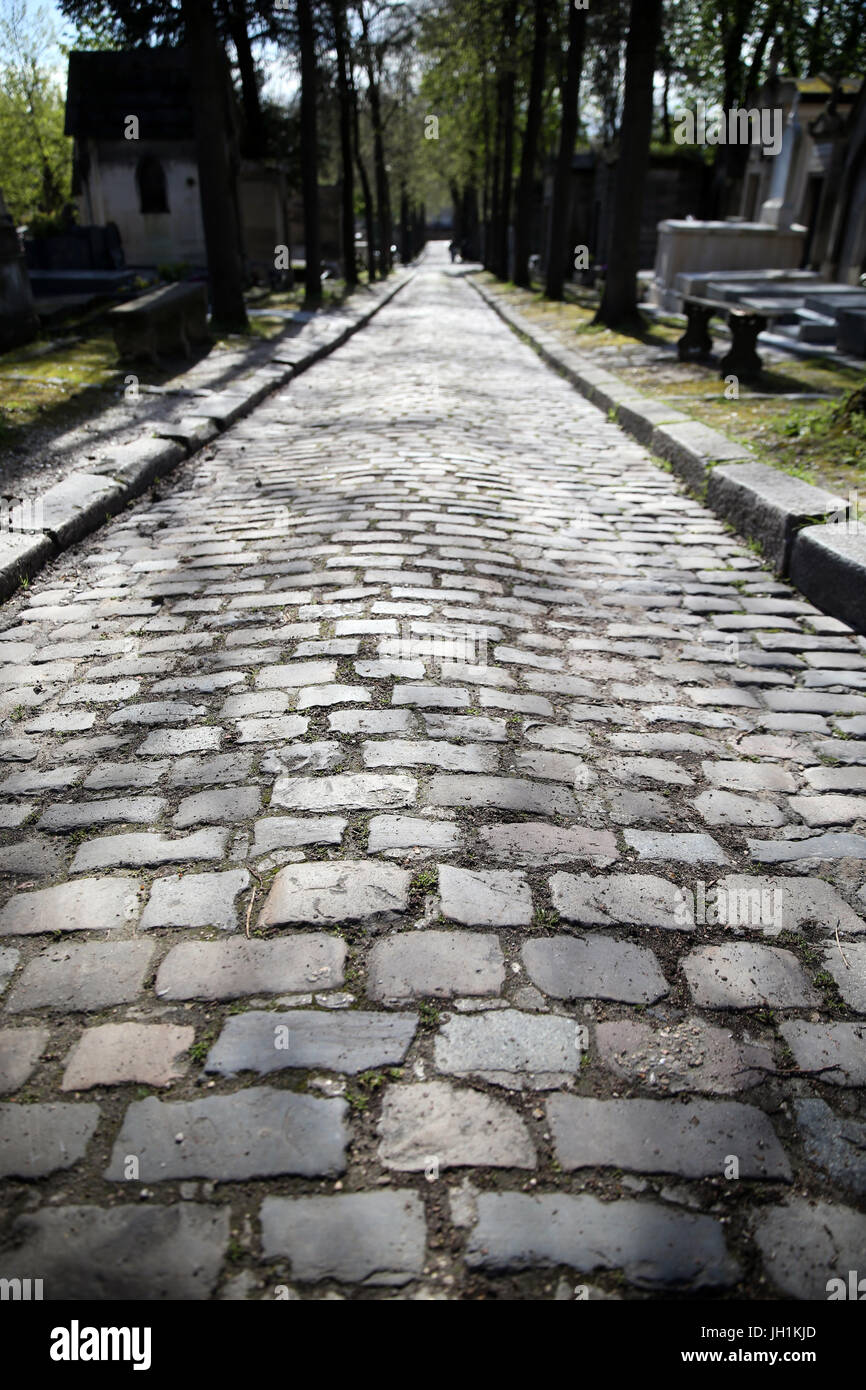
0;190;38;352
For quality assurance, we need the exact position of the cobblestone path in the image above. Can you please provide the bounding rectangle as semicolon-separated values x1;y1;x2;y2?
0;243;864;1301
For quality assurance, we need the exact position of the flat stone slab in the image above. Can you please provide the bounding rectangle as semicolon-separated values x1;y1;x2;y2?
0;1100;100;1177
522;935;668;1004
795;1097;866;1197
790;523;866;635
702;760;796;792
362;739;499;773
438;865;533;927
464;1191;738;1289
260;1191;426;1286
753;1198;866;1299
0;876;141;936
7;939;156;1013
547;1095;790;1179
61;1022;193;1090
367;930;504;1003
779;1020;866;1086
70;829;229;873
252;815;346;853
623;831;731;865
704;875;865;936
479;822;618;866
748;832;866;862
257;861;410;927
596;1017;774;1093
0;1203;228;1299
38;795;166;830
427;774;578;816
205;1009;417;1076
0;838;63;878
271;773;417;812
106;1088;348;1179
0;945;19;991
367;814;462;856
0;1026;48;1092
819;939;866;1011
682;943;818;1009
173;785;261;827
156;934;345;1001
550;872;694;929
377;1081;536;1171
434;1008;584;1089
140;869;250;931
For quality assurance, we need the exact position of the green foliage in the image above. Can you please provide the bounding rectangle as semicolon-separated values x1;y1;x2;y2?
0;0;73;223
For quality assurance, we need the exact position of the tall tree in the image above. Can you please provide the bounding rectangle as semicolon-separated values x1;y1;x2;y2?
594;0;662;328
330;0;357;288
221;0;266;155
181;0;248;330
357;0;392;275
296;0;321;305
513;0;549;288
545;0;588;299
0;0;72;222
491;0;518;280
348;47;376;281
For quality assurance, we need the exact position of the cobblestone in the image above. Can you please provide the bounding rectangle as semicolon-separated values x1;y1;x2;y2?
155;934;345;1000
0;245;861;1300
546;1095;790;1178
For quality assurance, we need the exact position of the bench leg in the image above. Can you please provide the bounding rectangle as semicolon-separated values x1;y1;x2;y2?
719;313;766;382
677;303;714;361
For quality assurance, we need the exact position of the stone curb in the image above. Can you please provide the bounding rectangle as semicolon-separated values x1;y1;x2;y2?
0;270;415;603
789;523;866;634
470;276;864;631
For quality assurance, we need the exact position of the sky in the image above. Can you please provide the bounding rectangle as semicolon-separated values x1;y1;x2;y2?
36;0;298;101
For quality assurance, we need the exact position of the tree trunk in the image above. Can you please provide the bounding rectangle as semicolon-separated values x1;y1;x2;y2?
594;0;662;329
367;69;392;274
182;0;247;331
494;0;518;280
545;0;587;300
297;0;321;306
226;0;266;156
330;0;357;289
707;0;757;218
350;67;376;281
358;2;391;274
400;180;411;261
488;69;503;271
513;0;549;288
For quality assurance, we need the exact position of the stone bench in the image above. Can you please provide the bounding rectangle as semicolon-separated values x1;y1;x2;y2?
677;294;779;381
109;283;210;364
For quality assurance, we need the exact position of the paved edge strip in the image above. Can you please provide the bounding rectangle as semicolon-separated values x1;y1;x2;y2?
469;275;866;635
0;269;416;603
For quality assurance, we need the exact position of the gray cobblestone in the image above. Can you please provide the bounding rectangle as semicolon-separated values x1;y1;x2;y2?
7;939;155;1013
0;1204;229;1298
0;877;141;936
205;1009;417;1076
683;944;819;1009
0;1100;100;1176
547;1095;790;1179
258;861;410;926
465;1192;738;1288
378;1081;536;1171
106;1088;348;1179
260;1191;426;1285
156;933;345;1000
